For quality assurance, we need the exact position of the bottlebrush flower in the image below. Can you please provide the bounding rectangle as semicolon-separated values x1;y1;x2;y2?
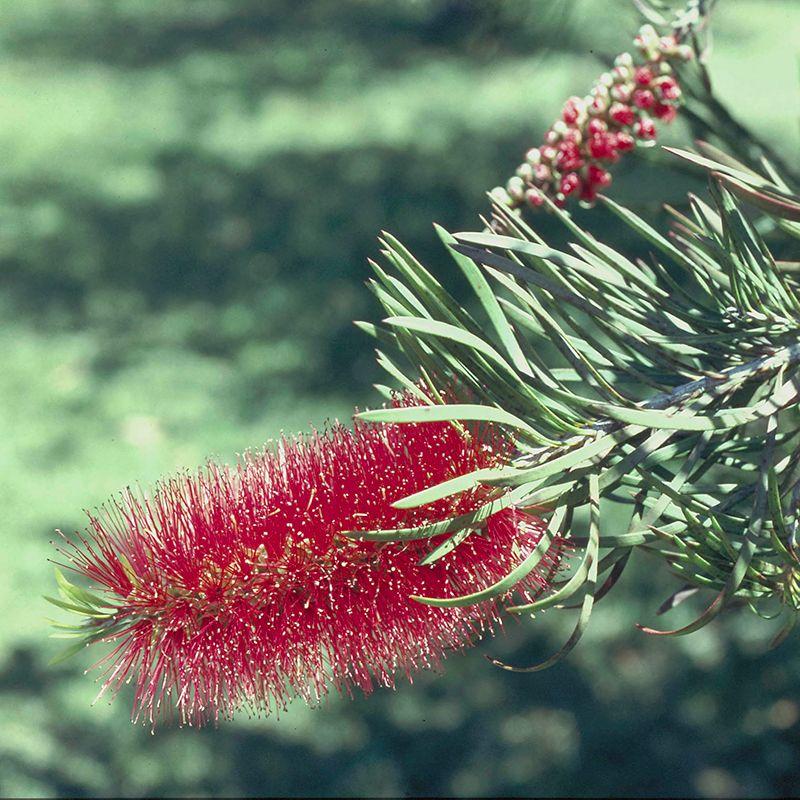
490;24;691;220
52;392;561;728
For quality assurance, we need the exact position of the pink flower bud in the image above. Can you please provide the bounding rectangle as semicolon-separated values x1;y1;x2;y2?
516;162;534;181
526;187;546;207
633;89;655;109
653;103;677;123
609;103;636;126
541;145;558;162
615;131;635;151
611;83;633;103
587;164;612;188
560;172;582;196
588;133;616;160
588;95;608;115
612;65;632;83
525;147;542;165
655;76;681;100
587;118;608;136
634;66;654;86
556;141;584;171
506;176;526;201
562;96;585;125
614;52;634;68
634;118;657;139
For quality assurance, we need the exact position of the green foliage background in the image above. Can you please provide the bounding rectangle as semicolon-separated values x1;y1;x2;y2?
1;1;798;796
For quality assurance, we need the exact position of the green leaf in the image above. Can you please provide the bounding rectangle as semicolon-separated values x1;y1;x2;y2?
435;224;532;377
391;467;506;510
418;528;476;566
491;475;600;671
662;147;772;188
54;567;115;610
357;402;540;439
410;506;567;607
342;484;533;541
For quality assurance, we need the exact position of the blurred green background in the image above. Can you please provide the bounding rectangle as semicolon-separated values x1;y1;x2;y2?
0;0;798;796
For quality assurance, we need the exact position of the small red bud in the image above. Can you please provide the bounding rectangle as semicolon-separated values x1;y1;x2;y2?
615;131;635;151
634;118;657;139
525;187;546;207
587;118;608;136
588;96;608;115
587;164;612;188
633;89;655;109
655;76;681;100
560;172;581;196
562;96;585;125
653;103;677;123
634;66;654;86
609;103;635;127
588;134;619;162
556;141;584;172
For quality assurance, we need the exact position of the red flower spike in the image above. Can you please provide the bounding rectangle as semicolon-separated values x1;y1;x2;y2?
55;392;561;728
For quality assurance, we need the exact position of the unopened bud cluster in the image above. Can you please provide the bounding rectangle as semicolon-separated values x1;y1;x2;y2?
491;26;692;216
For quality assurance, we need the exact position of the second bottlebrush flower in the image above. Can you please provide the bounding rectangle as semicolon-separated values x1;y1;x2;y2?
492;24;691;216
